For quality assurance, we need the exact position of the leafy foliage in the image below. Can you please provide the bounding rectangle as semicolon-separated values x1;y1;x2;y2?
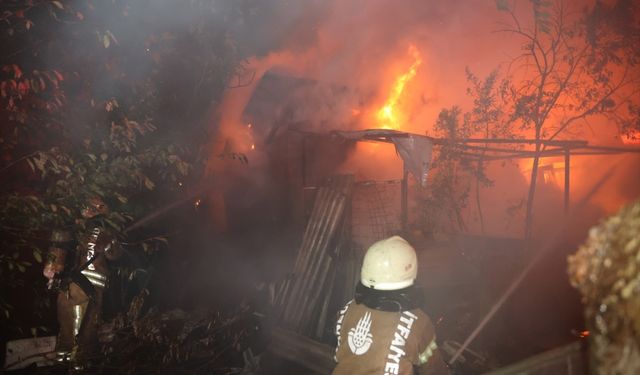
97;290;259;373
417;71;515;237
417;107;472;236
0;0;246;326
568;199;640;374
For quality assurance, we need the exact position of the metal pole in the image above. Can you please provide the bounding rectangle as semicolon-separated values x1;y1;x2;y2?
564;149;570;215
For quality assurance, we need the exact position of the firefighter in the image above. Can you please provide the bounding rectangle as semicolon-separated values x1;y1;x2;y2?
43;197;122;366
333;236;450;375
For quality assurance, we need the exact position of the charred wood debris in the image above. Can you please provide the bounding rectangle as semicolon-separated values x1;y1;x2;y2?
97;290;261;374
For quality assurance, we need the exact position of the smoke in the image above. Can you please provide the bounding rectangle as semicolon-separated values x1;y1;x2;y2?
211;0;640;238
212;0;514;175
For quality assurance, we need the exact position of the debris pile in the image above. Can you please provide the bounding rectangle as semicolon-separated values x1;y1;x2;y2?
568;199;640;374
97;290;259;374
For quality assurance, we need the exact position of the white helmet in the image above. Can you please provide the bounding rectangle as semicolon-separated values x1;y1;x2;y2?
360;235;418;290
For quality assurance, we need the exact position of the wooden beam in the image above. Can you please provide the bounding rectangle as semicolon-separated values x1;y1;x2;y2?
401;166;409;231
460;150;627;161
564;149;570;215
431;138;589;147
581;145;640;153
455;144;569;154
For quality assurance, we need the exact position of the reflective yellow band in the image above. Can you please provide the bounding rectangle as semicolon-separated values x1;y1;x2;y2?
81;270;107;281
73;305;83;337
418;338;438;365
81;270;107;287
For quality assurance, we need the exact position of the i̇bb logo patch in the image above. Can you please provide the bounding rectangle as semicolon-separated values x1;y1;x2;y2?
347;311;374;355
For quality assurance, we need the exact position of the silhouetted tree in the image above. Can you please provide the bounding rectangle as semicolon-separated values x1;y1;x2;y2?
494;0;640;237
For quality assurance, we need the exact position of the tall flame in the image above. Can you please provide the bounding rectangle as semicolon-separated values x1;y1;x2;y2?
377;45;423;129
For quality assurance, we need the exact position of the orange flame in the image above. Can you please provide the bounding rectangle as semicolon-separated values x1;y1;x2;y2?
518;159;566;188
622;130;640;145
377;45;423;129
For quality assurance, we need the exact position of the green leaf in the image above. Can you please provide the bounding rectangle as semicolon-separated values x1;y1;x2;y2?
105;30;119;46
154;236;168;244
33;249;42;263
176;161;189;175
143;177;155;190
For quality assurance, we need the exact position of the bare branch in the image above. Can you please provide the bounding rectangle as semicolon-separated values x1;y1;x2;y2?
547;66;631;141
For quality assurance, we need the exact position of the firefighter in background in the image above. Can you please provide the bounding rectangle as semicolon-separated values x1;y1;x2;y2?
43;197;122;365
333;236;450;375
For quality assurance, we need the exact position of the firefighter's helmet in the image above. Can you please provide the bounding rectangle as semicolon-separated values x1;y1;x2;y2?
360;235;418;290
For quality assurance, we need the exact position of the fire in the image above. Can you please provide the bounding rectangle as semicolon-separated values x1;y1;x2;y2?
540;162;565;185
376;45;423;130
518;159;566;188
622;130;640;145
579;330;590;338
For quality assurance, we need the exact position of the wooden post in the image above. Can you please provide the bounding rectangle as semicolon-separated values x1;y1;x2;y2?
401;164;409;231
301;136;307;187
564;149;570;215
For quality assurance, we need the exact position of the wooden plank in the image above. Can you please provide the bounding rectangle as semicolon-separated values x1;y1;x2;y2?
280;175;353;332
269;327;335;375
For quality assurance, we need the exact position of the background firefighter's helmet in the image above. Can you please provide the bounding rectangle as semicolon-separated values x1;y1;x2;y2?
360;235;418;290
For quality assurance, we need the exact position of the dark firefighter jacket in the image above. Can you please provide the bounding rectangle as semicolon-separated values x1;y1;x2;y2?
333;300;450;375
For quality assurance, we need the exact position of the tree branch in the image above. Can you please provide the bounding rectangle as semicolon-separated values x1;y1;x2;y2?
547;66;631;142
